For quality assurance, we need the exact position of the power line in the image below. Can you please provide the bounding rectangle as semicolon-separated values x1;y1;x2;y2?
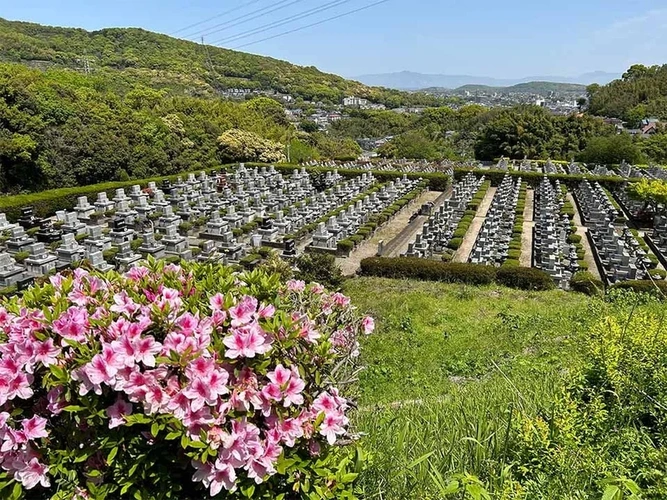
184;0;308;40
231;0;392;49
210;0;353;46
169;0;264;36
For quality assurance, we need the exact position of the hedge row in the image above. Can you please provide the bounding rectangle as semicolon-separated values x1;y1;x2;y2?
448;180;491;250
504;181;527;267
272;164;450;191
0;164;245;222
452;168;637;188
630;229;659;265
359;257;555;291
337;180;428;254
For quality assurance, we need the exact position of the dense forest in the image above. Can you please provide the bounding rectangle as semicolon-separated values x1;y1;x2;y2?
0;62;368;193
587;64;667;125
0;17;444;108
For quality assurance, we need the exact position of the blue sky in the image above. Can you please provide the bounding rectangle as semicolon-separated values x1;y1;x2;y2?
3;0;667;78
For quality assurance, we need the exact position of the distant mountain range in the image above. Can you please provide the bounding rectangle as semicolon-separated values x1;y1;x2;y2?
423;81;588;96
352;70;621;90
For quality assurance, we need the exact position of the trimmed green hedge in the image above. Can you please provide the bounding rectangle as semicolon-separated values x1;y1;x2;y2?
610;280;667;297
495;265;555;291
359;257;497;285
272;164;450;191
570;271;604;296
452;167;636;188
0;164;241;222
359;257;556;291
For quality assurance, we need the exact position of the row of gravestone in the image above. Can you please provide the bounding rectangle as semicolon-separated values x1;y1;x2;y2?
0;166;373;288
532;177;578;288
469;175;522;266
310;177;422;251
574;180;655;284
404;173;484;258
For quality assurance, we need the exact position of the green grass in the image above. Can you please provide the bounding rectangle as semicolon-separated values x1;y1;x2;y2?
344;277;598;498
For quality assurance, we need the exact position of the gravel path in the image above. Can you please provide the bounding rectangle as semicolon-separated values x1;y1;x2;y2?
452;187;496;263
519;189;535;267
568;192;601;280
337;190;444;276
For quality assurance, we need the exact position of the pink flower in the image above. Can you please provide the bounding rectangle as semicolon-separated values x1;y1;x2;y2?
106;398;132;429
110;291;139;317
7;372;34;401
52;306;89;342
126;266;149;281
209;293;226;312
84;344;126;386
33;338;61;366
286;280;305;292
22;416;48;440
265;365;305;407
133;336;161;367
362;316;375;335
331;292;351;307
183;378;217;412
210;461;237;495
228;296;257;327
47;387;66;415
258;304;275;318
319;410;347;445
15;458;50;489
223;325;271;359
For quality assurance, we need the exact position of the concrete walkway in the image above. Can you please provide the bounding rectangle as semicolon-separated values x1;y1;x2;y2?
337;190;444;276
452;187;497;263
385;189;452;258
519;189;535;267
568;192;601;280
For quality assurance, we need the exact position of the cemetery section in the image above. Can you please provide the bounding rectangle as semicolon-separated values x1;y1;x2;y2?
0;158;666;294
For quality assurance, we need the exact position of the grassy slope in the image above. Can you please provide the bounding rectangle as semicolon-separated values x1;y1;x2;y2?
344;277;595;498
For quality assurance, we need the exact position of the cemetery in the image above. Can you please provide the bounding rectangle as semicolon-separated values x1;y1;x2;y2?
0;159;665;296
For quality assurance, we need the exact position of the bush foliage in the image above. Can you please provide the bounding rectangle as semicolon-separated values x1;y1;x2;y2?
0;259;374;498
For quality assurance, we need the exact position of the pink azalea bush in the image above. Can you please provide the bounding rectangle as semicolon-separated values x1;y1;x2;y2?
0;259;373;499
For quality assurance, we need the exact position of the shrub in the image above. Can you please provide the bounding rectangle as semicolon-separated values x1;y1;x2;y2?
337;239;354;254
178;222;193;234
496;266;555;291
359;257;497;285
610;280;667;297
453;228;468;239
570;271;604;296
296;252;345;290
567;234;582;244
649;269;667;280
448;238;463;250
0;260;370;498
13;251;29;264
507;249;521;260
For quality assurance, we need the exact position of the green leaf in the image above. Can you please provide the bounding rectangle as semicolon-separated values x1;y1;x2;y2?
106;447;118;465
151;422;159;437
602;485;621;500
63;405;85;412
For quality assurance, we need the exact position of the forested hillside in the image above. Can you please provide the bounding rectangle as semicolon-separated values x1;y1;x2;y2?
0;17;440;107
588;64;667;125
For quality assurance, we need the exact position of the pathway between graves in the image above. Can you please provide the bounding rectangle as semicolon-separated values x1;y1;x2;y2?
337;189;446;276
567;192;602;280
519;189;535;267
452;187;497;263
384;189;452;258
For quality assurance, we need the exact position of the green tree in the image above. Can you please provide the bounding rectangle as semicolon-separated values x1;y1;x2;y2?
578;133;644;165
